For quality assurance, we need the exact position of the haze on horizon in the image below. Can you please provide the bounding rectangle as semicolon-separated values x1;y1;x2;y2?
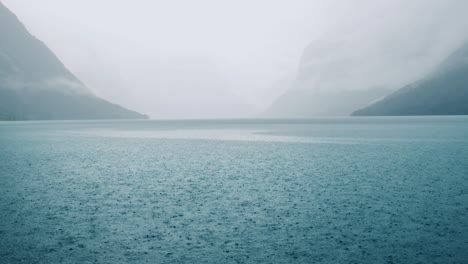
3;0;468;119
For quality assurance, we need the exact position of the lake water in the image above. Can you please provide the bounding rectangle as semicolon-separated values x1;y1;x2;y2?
1;117;467;263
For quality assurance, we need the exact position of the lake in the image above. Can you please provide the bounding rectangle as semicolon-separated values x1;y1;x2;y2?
0;117;467;263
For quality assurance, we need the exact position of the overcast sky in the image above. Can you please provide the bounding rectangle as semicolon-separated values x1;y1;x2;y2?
3;0;468;118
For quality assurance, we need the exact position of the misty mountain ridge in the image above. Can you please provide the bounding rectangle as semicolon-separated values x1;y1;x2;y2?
265;4;468;118
265;36;404;117
0;2;87;94
266;87;391;117
353;41;468;116
0;2;147;120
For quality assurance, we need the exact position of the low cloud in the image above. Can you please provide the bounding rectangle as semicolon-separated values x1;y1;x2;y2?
3;0;468;118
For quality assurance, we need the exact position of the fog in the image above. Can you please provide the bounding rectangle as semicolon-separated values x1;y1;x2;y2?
3;0;468;118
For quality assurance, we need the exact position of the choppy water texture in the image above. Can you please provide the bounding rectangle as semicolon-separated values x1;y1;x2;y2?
1;117;467;263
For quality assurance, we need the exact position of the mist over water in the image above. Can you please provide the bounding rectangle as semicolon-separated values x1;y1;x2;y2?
3;0;468;118
1;1;468;263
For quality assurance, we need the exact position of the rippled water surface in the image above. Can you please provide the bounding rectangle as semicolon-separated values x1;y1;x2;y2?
1;117;467;263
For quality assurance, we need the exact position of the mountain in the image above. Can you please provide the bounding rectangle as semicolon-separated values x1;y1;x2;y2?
265;38;396;117
353;42;468;116
266;87;390;117
0;2;148;120
265;12;468;118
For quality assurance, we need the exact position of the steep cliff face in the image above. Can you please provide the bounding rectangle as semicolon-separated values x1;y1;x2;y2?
265;19;468;118
265;38;395;117
0;2;148;120
353;42;468;116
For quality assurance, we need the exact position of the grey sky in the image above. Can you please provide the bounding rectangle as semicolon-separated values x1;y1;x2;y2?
3;0;468;118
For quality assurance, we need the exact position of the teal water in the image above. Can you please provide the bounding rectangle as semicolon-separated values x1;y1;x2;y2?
0;117;467;263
